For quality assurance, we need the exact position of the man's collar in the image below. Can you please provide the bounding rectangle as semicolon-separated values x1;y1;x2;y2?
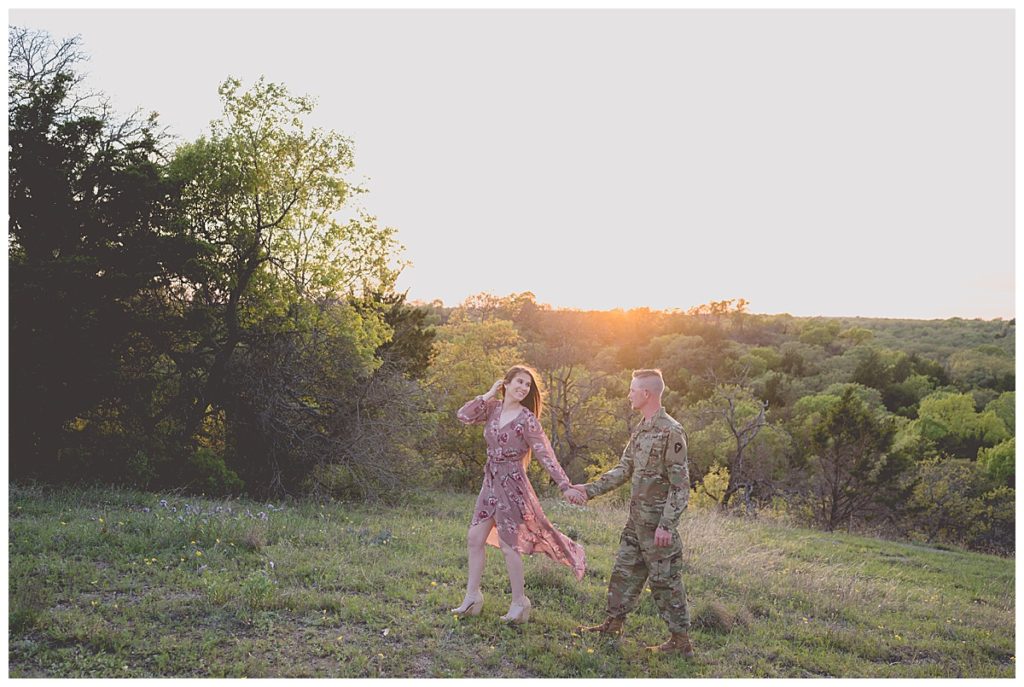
639;406;666;428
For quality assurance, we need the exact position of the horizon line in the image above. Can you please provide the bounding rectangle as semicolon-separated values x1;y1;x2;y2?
406;298;1015;323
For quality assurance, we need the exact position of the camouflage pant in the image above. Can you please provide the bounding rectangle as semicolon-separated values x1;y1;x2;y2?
605;521;689;633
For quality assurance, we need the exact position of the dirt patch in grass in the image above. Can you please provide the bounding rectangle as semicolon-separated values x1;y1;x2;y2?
692;599;754;634
878;643;950;668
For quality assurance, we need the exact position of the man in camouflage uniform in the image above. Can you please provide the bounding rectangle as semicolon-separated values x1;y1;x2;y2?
569;369;694;657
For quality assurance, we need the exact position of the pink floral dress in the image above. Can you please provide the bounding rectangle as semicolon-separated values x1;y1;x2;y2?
457;396;586;581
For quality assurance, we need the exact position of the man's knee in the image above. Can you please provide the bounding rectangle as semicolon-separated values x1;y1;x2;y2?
611;544;645;573
607;572;646;613
646;552;682;587
615;529;643;567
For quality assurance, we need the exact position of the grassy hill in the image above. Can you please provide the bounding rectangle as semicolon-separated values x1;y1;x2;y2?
8;484;1015;678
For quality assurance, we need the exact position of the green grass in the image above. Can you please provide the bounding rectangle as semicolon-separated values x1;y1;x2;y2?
8;482;1015;677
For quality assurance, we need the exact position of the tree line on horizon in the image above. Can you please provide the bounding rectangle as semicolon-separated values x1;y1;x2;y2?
8;28;1014;555
422;293;1014;554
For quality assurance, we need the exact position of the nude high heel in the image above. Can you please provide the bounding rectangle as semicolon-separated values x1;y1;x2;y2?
500;596;532;624
451;592;484;617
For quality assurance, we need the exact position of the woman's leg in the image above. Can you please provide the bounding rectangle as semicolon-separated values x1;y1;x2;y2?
453;517;493;612
499;538;531;622
499;539;526;604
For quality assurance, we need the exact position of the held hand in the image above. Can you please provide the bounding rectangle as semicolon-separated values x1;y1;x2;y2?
563;486;587;506
654;526;673;547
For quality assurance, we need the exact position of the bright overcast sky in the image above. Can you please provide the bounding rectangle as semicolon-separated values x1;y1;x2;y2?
9;8;1014;319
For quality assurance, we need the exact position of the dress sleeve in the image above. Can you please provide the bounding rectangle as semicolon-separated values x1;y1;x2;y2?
658;425;690;530
522;411;572;492
457;396;499;425
584;433;636;500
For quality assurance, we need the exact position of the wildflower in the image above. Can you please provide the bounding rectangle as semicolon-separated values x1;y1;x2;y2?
196;551;203;557
586;648;594;654
430;581;438;587
337;635;344;641
99;517;105;524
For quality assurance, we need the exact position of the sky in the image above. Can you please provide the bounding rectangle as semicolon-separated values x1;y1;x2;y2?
8;7;1015;319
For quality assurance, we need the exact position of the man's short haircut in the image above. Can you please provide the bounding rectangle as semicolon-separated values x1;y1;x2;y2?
632;368;665;395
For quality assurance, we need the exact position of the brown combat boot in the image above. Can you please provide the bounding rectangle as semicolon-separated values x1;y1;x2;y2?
577;616;625;637
647;632;695;658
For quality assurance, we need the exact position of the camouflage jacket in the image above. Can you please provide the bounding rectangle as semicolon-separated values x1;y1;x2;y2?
584;407;690;530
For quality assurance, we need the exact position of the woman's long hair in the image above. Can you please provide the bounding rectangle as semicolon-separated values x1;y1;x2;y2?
501;365;544;469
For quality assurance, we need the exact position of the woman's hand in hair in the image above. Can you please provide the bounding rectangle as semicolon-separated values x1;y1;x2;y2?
483;378;505;400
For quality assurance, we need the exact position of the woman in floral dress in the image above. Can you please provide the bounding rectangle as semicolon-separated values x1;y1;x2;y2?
450;365;587;623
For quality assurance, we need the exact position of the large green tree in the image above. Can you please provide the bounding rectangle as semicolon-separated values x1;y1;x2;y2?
167;77;413;496
801;388;905;531
169;77;371;439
